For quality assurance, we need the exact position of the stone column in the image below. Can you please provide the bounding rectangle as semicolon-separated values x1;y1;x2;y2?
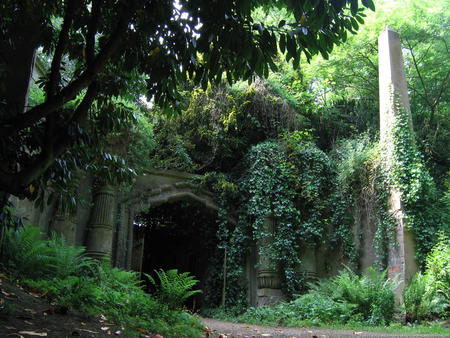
86;185;116;259
49;210;77;245
256;215;284;306
125;208;136;270
378;27;418;302
114;203;130;268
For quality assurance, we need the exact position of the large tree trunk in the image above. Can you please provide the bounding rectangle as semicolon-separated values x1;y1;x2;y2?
1;23;39;116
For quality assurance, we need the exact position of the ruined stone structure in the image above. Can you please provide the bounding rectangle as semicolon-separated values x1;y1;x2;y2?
10;27;419;307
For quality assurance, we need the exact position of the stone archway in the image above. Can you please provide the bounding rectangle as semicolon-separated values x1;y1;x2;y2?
111;169;219;269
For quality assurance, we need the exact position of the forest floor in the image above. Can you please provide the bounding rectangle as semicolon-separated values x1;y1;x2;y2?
1;276;448;338
0;275;121;338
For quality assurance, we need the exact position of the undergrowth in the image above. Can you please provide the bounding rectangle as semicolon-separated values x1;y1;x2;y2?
231;267;396;327
0;226;203;337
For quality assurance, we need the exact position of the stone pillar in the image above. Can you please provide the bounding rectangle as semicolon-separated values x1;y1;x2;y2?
126;208;136;270
49;210;77;245
114;203;130;268
379;27;413;143
256;215;284;306
378;27;418;303
86;185;116;259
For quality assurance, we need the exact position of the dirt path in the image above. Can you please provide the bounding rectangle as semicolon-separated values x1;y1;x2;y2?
201;318;448;338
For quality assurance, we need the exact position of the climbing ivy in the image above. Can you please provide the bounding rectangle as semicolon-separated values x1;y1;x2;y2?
386;96;448;266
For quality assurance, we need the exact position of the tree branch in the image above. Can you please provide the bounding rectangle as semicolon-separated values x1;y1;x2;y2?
13;83;99;192
1;2;133;137
404;38;432;112
47;0;79;97
86;0;102;66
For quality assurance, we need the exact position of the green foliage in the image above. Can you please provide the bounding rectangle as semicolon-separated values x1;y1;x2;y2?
404;234;450;321
1;227;203;337
388;96;447;265
424;233;450;310
1;226;53;279
25;276;99;313
1;0;372;198
151;82;303;173
403;273;439;322
308;268;396;325
2;226;94;280
147;269;202;310
220;268;395;327
45;234;95;279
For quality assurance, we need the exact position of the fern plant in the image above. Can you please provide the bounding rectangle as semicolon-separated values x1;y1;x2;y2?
46;233;96;278
147;269;202;309
1;226;53;279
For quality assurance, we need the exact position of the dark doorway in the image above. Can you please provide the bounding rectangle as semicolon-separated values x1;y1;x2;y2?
133;200;219;310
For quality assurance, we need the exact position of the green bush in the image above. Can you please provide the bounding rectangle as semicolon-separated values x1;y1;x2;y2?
425;233;450;309
309;268;396;325
1;226;53;278
1;227;203;337
403;273;440;322
148;269;202;310
2;226;95;279
404;233;450;321
25;276;99;313
232;268;396;327
288;293;356;325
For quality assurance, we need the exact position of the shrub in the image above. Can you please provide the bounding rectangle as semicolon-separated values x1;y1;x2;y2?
425;232;450;309
46;233;96;278
231;268;396;327
309;267;396;325
288;293;356;325
403;273;439;322
404;233;450;321
2;228;204;337
148;269;202;310
25;276;99;313
1;226;53;278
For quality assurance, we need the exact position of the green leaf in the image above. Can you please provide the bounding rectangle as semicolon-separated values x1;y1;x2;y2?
362;0;375;11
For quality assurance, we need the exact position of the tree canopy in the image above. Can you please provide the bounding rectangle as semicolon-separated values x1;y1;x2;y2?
0;0;374;198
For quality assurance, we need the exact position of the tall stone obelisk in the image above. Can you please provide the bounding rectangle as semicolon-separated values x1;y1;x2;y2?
378;27;418;302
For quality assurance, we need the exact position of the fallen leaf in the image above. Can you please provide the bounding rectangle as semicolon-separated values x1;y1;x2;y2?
18;331;47;337
1;289;17;297
78;329;99;334
80;322;86;326
101;327;110;331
